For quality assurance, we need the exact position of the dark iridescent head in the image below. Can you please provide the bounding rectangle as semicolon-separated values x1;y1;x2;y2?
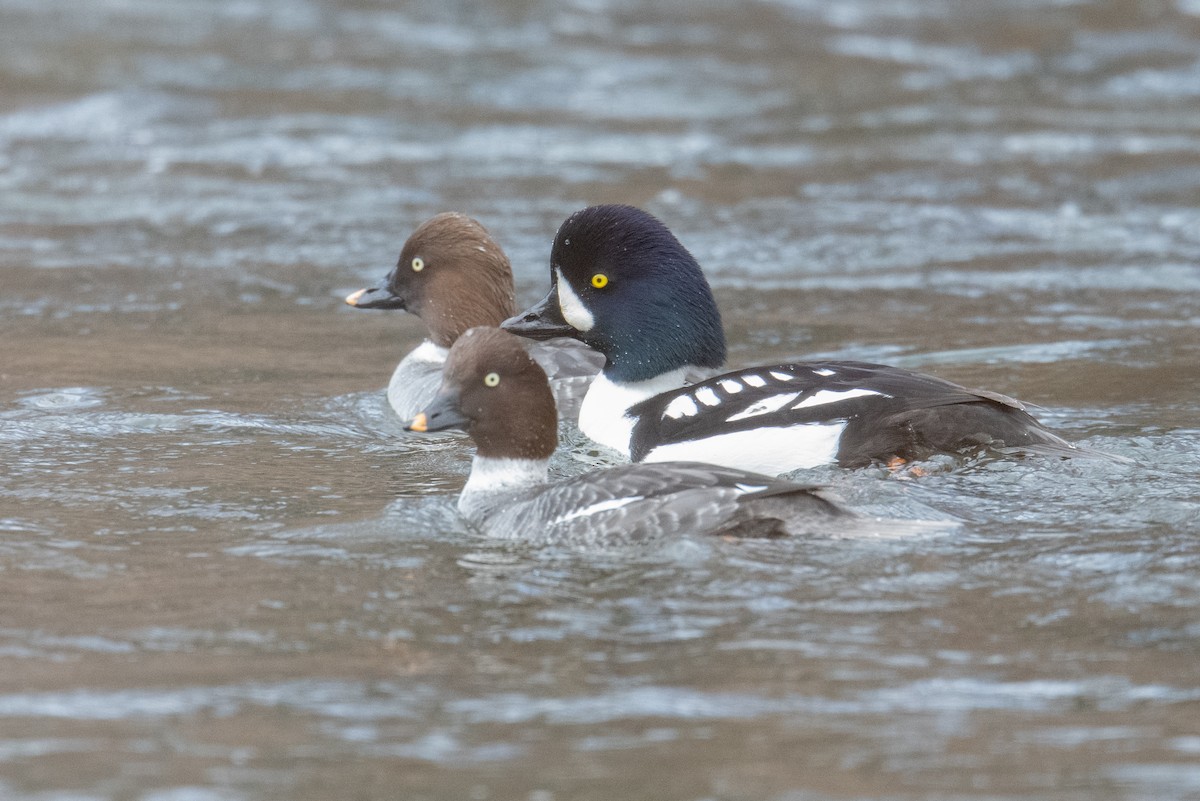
502;205;726;382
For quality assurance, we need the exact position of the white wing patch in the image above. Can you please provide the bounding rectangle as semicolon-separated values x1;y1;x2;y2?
552;495;644;525
743;374;766;388
719;379;743;393
664;394;699;419
814;368;836;377
556;267;594;332
793;388;888;409
695;387;721;407
769;371;794;381
734;483;769;495
726;392;800;422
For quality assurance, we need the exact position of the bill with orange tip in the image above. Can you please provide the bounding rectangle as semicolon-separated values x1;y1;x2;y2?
343;278;407;310
342;212;603;423
404;392;470;434
399;326;850;543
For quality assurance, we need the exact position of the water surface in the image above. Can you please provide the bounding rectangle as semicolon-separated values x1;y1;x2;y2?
1;0;1199;798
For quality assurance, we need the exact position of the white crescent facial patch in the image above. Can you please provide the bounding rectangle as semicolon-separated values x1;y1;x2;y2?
556;267;594;332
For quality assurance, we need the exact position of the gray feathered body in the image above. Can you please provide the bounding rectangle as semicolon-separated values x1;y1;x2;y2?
459;461;843;545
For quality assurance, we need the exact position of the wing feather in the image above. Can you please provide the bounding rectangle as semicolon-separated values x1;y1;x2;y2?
628;361;1050;464
511;462;836;543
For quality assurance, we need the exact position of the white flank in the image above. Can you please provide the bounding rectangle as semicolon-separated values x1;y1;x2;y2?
726;392;800;422
556;268;594;332
462;456;549;495
643;422;846;474
695;387;721;407
814;368;836;377
718;379;743;393
769;371;794;381
578;368;692;455
743;374;766;387
793;388;888;409
551;496;644;525
664;395;699;419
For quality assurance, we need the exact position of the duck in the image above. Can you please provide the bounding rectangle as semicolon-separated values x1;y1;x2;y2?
502;204;1079;475
404;326;845;543
345;212;603;421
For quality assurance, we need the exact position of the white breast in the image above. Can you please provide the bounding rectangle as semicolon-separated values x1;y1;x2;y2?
578;368;693;455
386;341;450;421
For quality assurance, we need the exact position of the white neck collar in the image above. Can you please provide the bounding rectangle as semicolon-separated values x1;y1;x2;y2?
462;456;549;496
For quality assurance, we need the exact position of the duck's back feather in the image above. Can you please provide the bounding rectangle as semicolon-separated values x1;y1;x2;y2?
462;461;842;544
628;361;1074;468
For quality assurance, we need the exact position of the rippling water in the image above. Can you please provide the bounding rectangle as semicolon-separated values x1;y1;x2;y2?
2;0;1199;798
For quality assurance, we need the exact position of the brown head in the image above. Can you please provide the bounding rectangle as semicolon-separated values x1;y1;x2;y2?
405;327;557;460
345;213;517;347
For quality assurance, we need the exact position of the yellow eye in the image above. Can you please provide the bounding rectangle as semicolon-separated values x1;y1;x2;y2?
411;257;424;272
484;372;500;387
591;273;608;288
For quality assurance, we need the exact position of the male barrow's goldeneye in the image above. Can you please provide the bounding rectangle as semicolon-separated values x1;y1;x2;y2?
502;204;1078;474
404;327;845;543
345;212;602;421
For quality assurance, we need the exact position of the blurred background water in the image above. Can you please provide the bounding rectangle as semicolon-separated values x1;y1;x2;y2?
1;0;1199;799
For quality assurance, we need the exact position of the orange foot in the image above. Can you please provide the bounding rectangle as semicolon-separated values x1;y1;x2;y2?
886;456;927;477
